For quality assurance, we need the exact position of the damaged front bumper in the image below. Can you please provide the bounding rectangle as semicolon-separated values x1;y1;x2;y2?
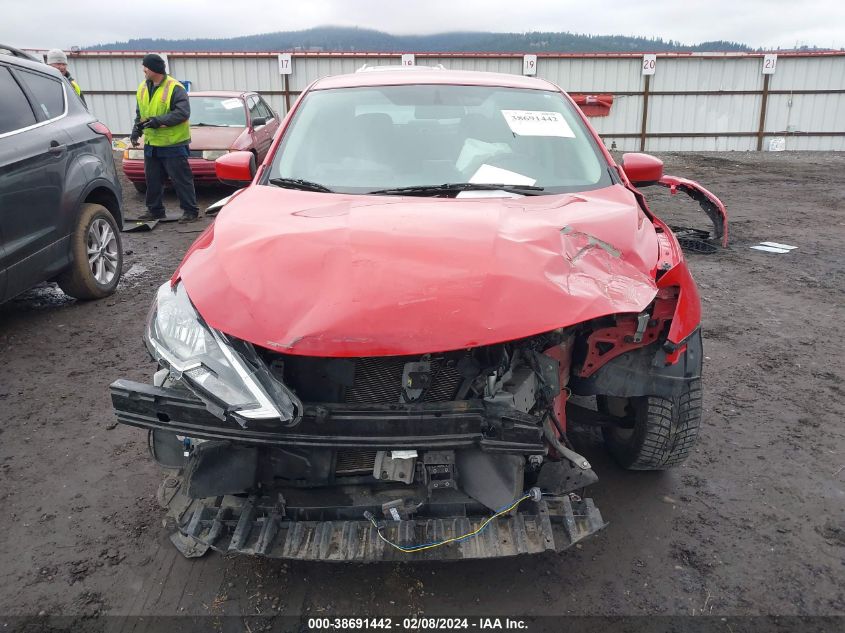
111;379;606;561
163;483;605;562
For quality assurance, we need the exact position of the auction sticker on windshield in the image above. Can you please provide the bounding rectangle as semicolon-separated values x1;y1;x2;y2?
501;110;575;138
221;98;242;110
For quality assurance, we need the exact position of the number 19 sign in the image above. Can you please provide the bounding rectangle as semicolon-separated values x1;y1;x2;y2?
523;55;537;76
642;54;656;76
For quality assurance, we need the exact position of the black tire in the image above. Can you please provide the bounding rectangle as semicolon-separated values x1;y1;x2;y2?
133;181;147;194
57;203;123;300
599;379;702;470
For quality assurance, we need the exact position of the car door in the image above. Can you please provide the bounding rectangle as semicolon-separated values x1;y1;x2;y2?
247;95;272;160
256;96;279;157
0;63;71;299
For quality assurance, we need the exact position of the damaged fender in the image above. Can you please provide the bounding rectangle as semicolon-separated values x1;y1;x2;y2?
658;175;729;247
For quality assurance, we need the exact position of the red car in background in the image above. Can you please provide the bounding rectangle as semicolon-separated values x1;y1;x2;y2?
122;90;280;192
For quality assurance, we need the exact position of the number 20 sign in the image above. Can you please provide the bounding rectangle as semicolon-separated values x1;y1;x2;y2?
642;54;656;76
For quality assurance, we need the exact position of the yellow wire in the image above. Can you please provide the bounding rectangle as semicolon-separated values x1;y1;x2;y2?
369;494;531;553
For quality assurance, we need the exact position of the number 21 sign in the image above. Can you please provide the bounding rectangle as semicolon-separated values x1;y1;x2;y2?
762;54;777;75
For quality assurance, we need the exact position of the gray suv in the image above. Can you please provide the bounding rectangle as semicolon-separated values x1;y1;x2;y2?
0;48;124;302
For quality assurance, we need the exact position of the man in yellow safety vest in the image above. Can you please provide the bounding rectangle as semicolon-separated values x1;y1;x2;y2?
46;49;86;107
130;53;199;223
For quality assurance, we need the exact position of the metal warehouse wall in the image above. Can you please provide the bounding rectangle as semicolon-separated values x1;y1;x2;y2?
42;50;845;151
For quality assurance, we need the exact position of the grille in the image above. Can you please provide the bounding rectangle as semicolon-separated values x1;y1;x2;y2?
335;450;377;476
345;357;462;404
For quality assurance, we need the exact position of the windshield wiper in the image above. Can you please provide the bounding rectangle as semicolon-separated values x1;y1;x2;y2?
268;177;334;193
192;122;228;127
367;182;545;196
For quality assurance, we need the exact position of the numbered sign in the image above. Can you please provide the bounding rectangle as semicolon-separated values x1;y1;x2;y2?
642;54;656;76
157;53;169;73
762;54;777;75
401;54;415;67
278;53;292;75
523;55;537;76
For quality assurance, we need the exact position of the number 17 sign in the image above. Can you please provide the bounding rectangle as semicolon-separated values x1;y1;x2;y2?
278;53;292;75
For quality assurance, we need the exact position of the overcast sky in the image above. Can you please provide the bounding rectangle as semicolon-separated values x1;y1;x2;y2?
3;0;844;50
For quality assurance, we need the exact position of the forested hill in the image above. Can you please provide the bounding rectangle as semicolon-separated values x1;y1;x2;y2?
89;27;754;52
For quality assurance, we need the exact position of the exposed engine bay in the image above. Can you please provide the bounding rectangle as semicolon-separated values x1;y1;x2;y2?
112;327;620;560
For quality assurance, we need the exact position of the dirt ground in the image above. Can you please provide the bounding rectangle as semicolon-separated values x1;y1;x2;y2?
0;151;843;630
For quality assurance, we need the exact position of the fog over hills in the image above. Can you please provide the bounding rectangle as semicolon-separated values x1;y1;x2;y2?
89;26;762;52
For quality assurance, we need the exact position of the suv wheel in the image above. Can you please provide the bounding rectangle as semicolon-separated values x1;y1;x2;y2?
57;203;123;300
598;379;702;470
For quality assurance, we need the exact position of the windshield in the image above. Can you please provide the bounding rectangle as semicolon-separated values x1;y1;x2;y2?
268;84;611;195
189;96;247;127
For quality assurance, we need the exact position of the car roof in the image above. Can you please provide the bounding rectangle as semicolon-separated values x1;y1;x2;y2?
189;90;252;98
0;47;64;79
311;67;561;92
0;44;41;63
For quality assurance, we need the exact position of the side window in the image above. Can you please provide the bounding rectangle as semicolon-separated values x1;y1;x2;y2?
257;97;274;120
0;66;37;134
247;96;261;121
16;69;65;120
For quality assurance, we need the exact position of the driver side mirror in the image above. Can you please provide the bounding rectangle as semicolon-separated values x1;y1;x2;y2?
251;117;267;128
621;153;664;186
215;151;256;187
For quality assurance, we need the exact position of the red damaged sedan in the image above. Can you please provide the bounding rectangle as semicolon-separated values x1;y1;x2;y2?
122;90;279;191
111;68;727;562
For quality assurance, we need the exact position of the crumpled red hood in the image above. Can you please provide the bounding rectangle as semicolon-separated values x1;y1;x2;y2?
178;185;660;356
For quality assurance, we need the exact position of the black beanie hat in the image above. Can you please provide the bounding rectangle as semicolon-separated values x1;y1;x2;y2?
142;53;166;74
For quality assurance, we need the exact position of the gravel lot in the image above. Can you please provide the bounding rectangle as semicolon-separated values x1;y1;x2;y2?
0;151;843;630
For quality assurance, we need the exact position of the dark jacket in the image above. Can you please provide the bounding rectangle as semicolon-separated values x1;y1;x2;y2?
64;72;86;107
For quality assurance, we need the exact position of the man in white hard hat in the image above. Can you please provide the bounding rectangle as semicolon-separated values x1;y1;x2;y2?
46;49;86;107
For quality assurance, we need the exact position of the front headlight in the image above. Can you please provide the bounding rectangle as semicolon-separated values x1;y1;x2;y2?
202;150;229;161
125;149;144;159
145;282;292;421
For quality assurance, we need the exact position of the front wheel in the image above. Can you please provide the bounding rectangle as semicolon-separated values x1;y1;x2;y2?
57;203;123;300
599;379;702;470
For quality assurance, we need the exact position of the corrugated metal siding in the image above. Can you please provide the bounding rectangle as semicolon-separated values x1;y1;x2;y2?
539;58;643;92
769;56;845;91
646;137;757;152
647;94;762;133
589;95;643;136
290;56;399;91
651;58;763;92
765;93;845;133
414;56;518;75
62;52;845;150
74;55;144;91
172;56;283;92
